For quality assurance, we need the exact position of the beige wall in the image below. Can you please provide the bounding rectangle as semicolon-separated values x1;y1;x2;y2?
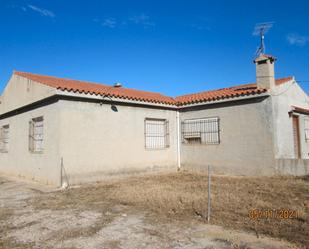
0;74;56;115
0;97;178;186
0;74;61;186
0;103;61;185
271;80;309;160
179;97;276;175
58;100;178;185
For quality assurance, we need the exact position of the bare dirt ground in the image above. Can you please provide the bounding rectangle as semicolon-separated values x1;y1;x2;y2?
0;172;308;249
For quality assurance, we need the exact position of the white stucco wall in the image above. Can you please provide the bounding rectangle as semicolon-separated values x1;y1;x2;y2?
0;103;61;185
0;74;56;114
271;80;309;159
57;99;178;185
179;97;276;175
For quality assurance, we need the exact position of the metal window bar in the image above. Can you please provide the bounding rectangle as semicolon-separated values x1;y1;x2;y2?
182;118;220;145
29;117;44;152
145;119;169;149
165;120;170;148
29;120;34;152
305;129;309;143
0;125;9;152
305;119;309;143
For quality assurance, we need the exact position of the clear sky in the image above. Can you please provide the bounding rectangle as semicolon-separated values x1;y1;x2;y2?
1;0;309;96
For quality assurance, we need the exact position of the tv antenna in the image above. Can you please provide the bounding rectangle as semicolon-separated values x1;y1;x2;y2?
253;22;274;57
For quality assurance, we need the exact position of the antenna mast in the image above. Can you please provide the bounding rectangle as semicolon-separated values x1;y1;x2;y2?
253;22;274;57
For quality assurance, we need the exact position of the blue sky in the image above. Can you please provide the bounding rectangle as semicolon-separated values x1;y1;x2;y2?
1;0;309;96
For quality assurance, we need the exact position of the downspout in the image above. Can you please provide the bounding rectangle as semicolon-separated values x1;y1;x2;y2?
60;157;63;187
176;111;181;170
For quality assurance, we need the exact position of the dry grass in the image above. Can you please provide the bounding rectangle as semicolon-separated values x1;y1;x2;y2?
31;172;309;248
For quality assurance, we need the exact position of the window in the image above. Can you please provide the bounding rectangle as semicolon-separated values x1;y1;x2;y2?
305;118;309;143
0;125;9;153
182;117;220;144
29;117;44;152
145;119;169;149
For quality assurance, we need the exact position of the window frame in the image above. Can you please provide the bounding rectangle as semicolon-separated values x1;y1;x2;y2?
144;118;170;150
304;118;309;143
29;116;44;153
0;124;9;153
181;116;220;145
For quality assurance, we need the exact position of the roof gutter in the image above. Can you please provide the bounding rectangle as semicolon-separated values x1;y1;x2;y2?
56;89;269;110
55;89;178;109
177;92;270;109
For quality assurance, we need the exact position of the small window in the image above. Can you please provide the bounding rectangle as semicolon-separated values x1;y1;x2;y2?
145;118;169;149
304;118;309;143
0;125;9;153
29;117;44;153
182;117;220;145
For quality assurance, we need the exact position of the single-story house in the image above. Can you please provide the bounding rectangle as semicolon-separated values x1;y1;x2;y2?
0;54;308;186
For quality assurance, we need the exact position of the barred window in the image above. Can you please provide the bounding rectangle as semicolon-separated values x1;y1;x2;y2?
182;117;220;144
0;125;9;153
145;119;169;149
29;117;44;152
305;118;309;143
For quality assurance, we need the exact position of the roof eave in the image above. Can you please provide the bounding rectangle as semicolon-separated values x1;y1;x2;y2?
291;106;309;115
55;89;178;109
176;92;270;108
56;89;270;109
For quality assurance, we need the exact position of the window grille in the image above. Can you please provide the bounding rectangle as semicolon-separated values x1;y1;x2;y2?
0;125;9;153
145;119;169;149
182;117;220;144
305;118;309;143
29;116;44;152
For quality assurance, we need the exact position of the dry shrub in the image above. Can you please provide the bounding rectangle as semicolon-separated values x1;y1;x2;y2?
31;172;309;247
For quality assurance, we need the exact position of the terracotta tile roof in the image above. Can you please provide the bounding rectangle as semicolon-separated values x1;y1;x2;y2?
14;71;293;107
275;76;294;86
175;77;293;106
14;71;176;105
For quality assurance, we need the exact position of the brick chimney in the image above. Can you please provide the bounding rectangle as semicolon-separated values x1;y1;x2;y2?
254;54;276;89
